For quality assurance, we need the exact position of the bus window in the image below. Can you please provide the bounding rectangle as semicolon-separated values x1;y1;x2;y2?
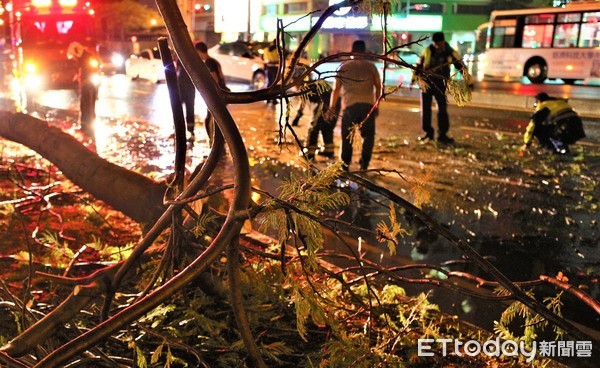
554;12;581;48
474;22;491;53
524;13;555;24
523;14;555;48
580;11;600;47
492;18;516;48
554;23;579;48
557;13;581;23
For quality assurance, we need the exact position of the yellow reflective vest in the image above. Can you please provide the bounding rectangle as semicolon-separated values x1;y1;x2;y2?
524;99;575;145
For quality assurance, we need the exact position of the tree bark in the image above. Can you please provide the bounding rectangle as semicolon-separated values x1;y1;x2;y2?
0;112;167;227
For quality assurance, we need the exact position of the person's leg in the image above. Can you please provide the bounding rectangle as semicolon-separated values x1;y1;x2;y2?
321;115;335;158
267;65;278;87
340;109;354;170
79;84;96;138
320;95;338;157
205;111;214;146
291;100;304;126
420;91;434;139
182;93;195;136
304;104;321;159
267;65;278;104
186;93;196;128
434;85;450;138
359;105;376;170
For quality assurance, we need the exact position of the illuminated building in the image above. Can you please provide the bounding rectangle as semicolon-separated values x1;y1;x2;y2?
211;0;491;59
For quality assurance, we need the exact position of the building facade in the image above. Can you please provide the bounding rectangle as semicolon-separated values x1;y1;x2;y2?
206;0;491;59
180;0;221;46
255;0;492;60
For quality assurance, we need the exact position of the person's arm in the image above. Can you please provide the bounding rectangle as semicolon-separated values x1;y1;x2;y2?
204;59;220;83
411;48;428;85
451;48;465;70
523;121;536;147
373;65;382;100
324;79;341;121
522;107;550;150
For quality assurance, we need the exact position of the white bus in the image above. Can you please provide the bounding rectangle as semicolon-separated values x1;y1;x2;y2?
480;1;600;84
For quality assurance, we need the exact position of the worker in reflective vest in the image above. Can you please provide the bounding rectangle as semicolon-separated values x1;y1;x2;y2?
521;92;585;155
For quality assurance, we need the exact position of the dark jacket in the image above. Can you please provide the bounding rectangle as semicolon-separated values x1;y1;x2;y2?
416;42;463;79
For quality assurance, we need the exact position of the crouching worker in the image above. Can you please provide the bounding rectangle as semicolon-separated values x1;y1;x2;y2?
521;92;585;155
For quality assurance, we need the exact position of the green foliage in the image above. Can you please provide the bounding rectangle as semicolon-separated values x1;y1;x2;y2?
151;341;180;368
140;304;177;328
494;289;565;363
151;340;164;365
135;344;148;368
447;66;473;107
321;331;405;368
35;231;75;269
298;80;331;104
193;212;219;237
259;341;295;365
284;262;333;341
258;161;349;269
348;123;362;152
87;238;134;262
375;203;409;255
0;200;16;217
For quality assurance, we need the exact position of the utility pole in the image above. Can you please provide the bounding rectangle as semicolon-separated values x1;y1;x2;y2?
247;0;251;41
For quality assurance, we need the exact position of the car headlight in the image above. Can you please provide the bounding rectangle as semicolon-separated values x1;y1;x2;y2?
24;62;37;74
91;73;101;86
111;53;124;67
24;75;43;90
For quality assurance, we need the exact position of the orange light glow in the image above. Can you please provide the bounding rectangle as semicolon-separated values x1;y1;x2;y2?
58;0;78;7
90;58;99;68
25;62;36;73
565;65;574;71
32;0;52;8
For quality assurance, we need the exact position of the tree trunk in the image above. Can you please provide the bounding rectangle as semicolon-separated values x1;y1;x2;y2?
0;112;167;227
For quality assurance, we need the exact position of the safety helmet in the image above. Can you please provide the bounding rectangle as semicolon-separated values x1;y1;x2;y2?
67;42;85;59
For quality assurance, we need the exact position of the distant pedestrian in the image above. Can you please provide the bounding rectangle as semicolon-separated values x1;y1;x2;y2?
301;85;339;160
67;42;98;140
175;55;196;141
262;40;280;105
194;41;228;146
413;32;465;145
324;40;381;171
521;92;585;155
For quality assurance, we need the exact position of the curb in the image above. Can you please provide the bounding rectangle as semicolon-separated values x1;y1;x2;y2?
388;89;599;119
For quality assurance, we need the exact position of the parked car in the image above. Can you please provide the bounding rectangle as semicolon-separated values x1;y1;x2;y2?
125;47;165;83
208;42;266;89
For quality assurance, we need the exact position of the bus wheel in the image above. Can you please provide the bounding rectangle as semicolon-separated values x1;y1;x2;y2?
525;59;547;84
563;79;576;85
